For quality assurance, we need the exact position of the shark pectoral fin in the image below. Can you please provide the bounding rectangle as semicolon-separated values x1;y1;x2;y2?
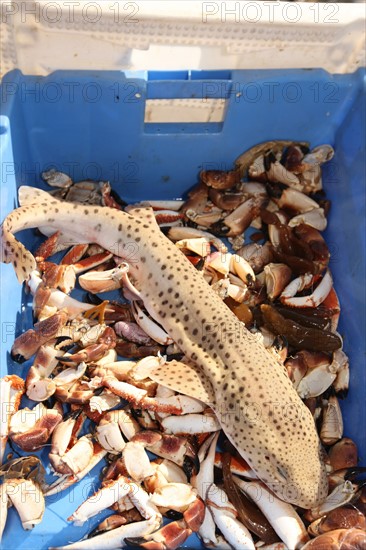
149;360;216;406
18;186;54;206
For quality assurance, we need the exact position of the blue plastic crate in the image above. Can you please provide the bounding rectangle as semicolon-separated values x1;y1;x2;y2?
0;68;365;550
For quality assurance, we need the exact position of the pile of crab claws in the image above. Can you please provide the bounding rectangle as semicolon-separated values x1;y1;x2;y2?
2;146;365;549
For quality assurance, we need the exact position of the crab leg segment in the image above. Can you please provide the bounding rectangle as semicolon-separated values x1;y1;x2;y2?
60;243;89;265
131;431;197;470
214;452;257;479
50;520;161;550
102;376;190;415
161;413;220;435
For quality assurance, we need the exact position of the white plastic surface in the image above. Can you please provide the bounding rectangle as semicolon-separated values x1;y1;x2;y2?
1;1;365;77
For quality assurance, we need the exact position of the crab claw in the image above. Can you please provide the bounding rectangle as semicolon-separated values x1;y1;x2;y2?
126;498;205;550
126;522;192;550
57;326;116;364
5;478;45;530
9;403;62;452
44;441;107;497
11;310;68;363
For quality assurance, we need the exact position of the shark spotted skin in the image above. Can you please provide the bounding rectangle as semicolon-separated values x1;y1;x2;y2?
1;186;328;508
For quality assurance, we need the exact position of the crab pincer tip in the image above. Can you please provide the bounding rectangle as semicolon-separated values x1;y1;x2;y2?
55;355;75;363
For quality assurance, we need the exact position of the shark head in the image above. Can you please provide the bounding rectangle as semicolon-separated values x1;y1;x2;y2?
216;376;329;509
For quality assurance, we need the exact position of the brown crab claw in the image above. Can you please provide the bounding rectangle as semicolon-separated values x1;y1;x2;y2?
9;404;62;452
126;498;205;550
38;261;76;294
217;195;267;236
180;183;209;215
11;310;68;363
200;169;240;190
328;438;358;472
282;144;306;172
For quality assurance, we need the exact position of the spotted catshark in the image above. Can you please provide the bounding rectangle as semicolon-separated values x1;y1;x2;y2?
1;186;328;508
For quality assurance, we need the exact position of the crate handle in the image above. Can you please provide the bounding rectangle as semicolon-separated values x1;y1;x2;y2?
144;71;232;130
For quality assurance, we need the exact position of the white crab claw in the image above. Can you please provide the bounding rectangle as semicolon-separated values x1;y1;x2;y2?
207;483;255;550
68;476;131;526
49;520;158;550
5;479;45;530
131;302;173;345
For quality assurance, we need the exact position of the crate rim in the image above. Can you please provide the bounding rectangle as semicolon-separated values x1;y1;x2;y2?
1;1;365;78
